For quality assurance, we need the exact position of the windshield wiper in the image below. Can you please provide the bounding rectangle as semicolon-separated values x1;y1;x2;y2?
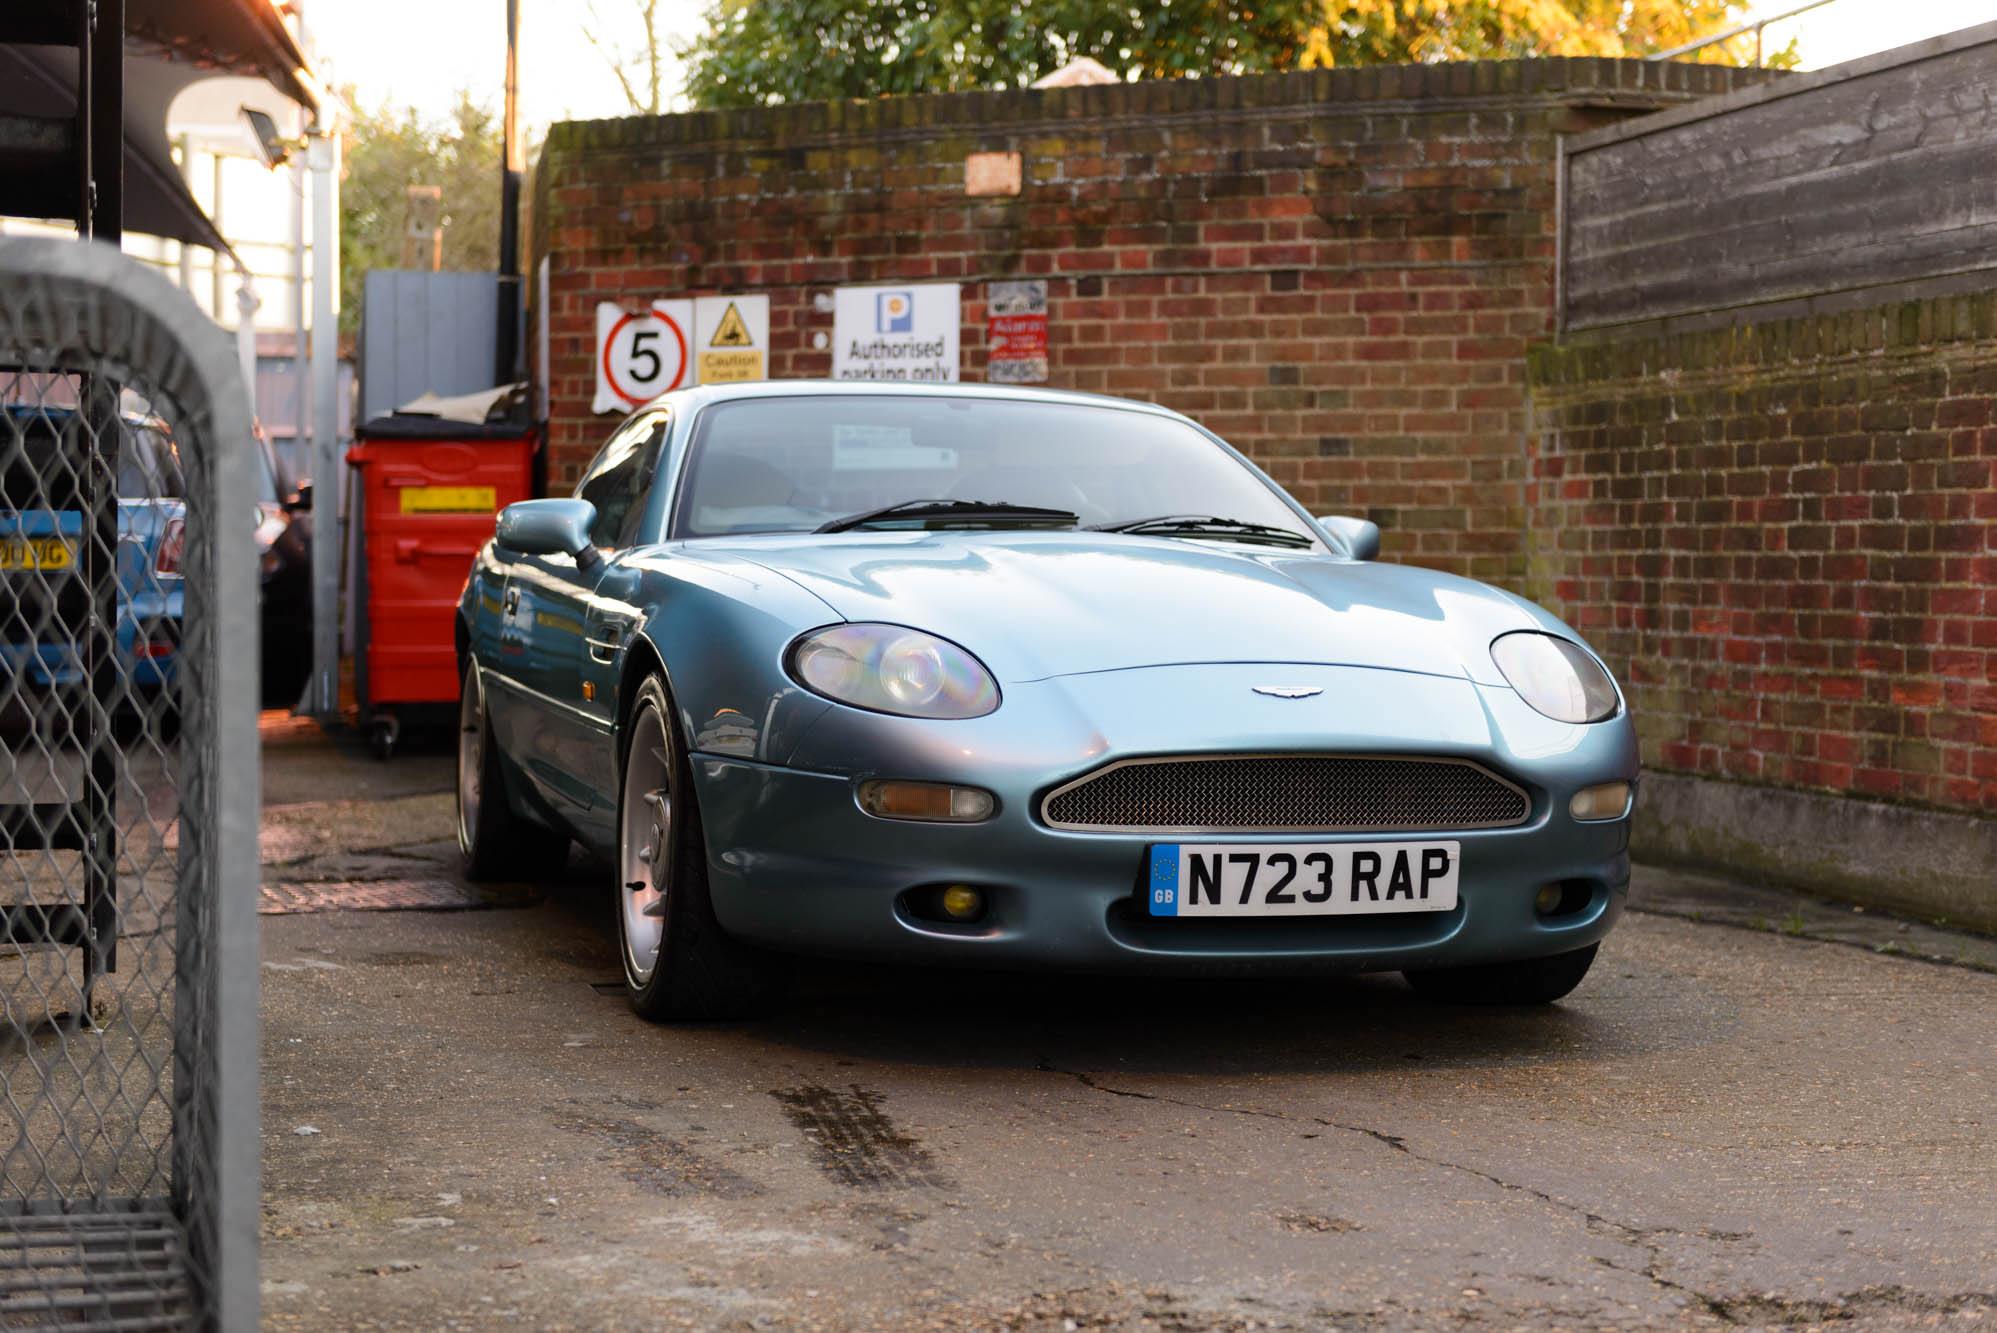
1088;514;1315;548
815;498;1079;534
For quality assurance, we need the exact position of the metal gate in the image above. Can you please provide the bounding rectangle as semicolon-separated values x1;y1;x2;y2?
0;238;260;1330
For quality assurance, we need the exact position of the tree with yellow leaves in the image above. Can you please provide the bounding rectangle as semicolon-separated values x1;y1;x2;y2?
1318;0;1777;64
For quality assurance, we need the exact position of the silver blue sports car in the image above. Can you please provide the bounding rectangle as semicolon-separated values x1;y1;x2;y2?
456;381;1637;1020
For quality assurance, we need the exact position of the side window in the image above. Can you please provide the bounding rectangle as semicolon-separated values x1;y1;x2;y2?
575;411;669;549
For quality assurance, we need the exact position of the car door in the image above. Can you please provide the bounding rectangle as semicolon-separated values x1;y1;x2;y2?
574;419;671;806
501;409;669;842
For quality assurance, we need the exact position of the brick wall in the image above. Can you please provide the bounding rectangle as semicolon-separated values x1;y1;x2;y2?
533;58;1761;585
1528;294;1997;818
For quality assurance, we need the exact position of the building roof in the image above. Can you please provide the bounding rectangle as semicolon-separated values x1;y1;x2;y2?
0;0;324;254
13;0;321;111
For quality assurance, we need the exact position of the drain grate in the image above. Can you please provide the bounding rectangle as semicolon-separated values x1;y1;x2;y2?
259;879;482;914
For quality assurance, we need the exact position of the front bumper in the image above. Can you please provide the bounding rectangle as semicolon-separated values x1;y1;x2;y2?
690;663;1636;977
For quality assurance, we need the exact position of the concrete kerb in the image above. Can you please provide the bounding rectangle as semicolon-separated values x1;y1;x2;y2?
1634;770;1997;937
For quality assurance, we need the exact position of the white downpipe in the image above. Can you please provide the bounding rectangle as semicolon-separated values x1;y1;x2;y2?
234;279;259;415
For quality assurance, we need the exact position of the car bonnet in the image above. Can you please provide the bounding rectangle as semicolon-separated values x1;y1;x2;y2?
717;530;1537;686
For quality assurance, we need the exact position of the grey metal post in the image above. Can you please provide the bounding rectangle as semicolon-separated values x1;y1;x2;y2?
306;125;341;716
291;147;307;468
176;134;195;293
205;300;266;1333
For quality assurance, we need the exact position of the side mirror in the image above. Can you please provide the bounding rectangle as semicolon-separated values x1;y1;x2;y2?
495;498;601;570
1315;514;1380;561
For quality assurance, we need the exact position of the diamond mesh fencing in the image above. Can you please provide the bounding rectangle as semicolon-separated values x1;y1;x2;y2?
0;239;261;1332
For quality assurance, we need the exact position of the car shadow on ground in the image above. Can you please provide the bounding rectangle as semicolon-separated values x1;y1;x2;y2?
750;965;1698;1078
531;858;1721;1080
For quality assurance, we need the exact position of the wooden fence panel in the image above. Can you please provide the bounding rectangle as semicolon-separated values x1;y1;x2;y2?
1562;23;1997;330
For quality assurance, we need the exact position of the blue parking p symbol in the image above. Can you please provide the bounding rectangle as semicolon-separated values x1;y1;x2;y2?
877;291;914;333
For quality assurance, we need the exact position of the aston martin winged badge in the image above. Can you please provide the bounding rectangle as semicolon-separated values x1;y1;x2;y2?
1252;685;1323;699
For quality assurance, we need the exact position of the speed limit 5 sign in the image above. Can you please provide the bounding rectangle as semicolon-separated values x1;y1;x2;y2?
593;300;694;413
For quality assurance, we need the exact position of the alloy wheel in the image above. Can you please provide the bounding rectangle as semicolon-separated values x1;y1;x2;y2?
456;666;483;851
619;701;673;985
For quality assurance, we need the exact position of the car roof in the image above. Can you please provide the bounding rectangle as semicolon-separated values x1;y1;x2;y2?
629;378;1195;423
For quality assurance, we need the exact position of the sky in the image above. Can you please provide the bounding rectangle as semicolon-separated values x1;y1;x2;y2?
303;0;709;133
300;0;1997;132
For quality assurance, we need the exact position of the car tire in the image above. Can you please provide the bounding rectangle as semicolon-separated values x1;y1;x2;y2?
456;659;568;882
617;673;783;1022
1402;942;1599;1006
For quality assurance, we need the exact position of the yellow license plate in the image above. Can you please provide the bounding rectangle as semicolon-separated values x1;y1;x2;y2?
0;537;74;571
399;486;497;515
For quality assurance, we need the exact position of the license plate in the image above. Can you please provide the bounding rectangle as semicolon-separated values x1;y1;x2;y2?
1146;841;1460;917
0;537;74;571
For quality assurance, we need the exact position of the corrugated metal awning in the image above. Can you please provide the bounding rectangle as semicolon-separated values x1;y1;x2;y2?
11;0;320;112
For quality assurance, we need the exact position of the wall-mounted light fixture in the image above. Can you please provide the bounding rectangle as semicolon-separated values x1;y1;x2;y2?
240;107;306;169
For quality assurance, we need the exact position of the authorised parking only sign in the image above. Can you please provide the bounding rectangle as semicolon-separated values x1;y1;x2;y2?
831;283;959;382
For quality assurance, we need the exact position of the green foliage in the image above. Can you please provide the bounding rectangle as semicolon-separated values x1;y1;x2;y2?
679;0;1776;108
338;93;505;335
682;0;1321;105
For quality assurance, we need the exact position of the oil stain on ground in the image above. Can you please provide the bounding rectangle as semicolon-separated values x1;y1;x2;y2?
552;1109;763;1199
773;1085;953;1191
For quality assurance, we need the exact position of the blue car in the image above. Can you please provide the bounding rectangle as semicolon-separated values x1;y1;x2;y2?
1;404;185;731
456;382;1638;1020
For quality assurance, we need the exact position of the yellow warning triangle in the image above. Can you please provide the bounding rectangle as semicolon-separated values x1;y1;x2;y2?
709;302;754;347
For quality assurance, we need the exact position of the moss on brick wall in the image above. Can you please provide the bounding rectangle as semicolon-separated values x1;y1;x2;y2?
1528;289;1997;818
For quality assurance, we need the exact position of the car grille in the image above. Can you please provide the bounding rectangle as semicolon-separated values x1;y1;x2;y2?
1041;754;1531;833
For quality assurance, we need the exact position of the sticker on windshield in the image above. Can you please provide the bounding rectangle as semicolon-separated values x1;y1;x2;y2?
831;424;956;471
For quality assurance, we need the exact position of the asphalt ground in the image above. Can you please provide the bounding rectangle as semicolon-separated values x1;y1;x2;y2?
254;714;1997;1332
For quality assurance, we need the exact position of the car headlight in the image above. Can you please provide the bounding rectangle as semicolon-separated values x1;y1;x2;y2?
789;624;1000;719
1490;631;1619;724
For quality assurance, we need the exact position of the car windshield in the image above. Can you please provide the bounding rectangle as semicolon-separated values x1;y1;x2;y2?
671;395;1319;546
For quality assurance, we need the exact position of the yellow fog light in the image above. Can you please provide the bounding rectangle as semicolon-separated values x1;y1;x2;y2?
858;780;995;822
1569;781;1631;821
1534;883;1565;915
939;884;985;921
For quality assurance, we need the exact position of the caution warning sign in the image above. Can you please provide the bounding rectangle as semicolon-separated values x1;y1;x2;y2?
709;302;753;346
696;295;768;383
